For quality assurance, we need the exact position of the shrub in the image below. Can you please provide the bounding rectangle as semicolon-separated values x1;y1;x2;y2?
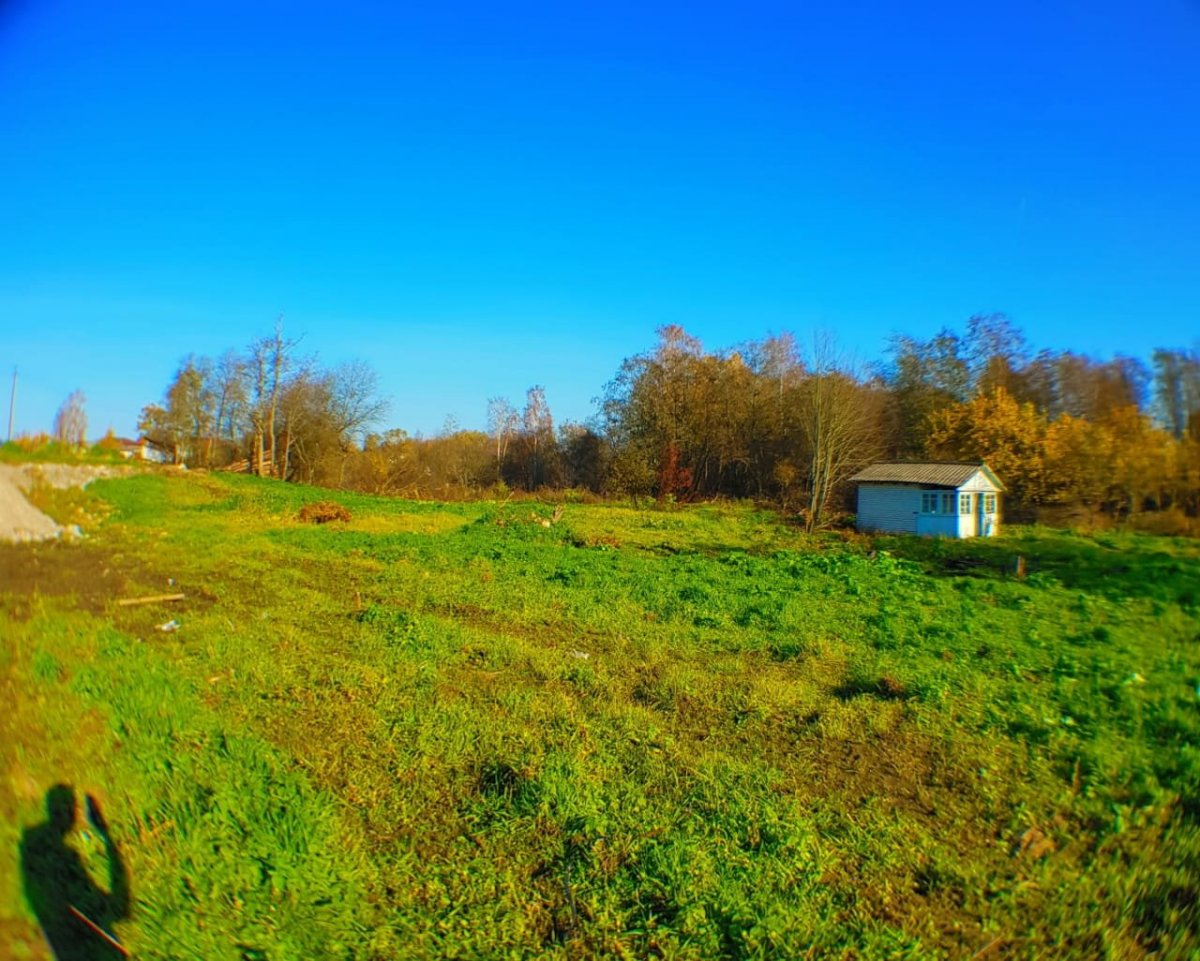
1129;507;1198;538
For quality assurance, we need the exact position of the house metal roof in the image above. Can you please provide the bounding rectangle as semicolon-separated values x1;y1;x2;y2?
849;461;1006;490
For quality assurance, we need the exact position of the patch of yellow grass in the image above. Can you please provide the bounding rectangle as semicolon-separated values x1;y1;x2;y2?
347;512;472;536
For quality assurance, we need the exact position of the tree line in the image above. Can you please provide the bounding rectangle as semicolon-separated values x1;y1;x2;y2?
138;323;387;485
138;316;1200;531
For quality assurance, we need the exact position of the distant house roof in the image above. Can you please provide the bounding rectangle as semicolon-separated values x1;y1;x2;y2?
849;461;1006;490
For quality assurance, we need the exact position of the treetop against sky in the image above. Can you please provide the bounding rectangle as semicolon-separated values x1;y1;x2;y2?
1;0;1197;438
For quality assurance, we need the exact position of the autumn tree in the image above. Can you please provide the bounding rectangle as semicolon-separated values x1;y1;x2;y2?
138;357;214;465
346;430;418;496
885;328;971;456
702;351;754;494
275;371;331;482
1175;436;1200;517
1042;415;1117;518
266;360;387;485
508;385;558;490
414;427;493;497
926;387;1048;508
602;326;719;498
1045;407;1179;518
607;443;656;504
559;423;606;492
1106;405;1177;514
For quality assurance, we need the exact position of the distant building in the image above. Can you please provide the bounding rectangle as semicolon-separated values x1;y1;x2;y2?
849;462;1004;538
115;437;167;463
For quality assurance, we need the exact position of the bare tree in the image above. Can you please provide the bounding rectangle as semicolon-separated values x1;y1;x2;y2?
247;320;300;477
964;312;1029;397
487;396;519;466
799;334;881;532
53;390;87;448
210;349;250;445
326;360;389;446
1153;347;1200;440
520;385;555;488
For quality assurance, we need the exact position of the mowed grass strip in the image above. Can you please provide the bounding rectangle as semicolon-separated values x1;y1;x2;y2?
2;470;1197;959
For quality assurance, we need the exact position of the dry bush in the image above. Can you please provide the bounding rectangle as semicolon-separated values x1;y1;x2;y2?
298;501;352;524
13;433;51;451
1036;504;1106;532
1129;508;1198;538
96;430;124;452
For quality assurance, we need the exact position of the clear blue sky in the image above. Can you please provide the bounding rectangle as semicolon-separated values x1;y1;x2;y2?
2;0;1197;439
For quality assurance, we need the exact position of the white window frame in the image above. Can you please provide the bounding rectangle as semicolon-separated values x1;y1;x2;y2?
984;493;997;514
959;493;972;515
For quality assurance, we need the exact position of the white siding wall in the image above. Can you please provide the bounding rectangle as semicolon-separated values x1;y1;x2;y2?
958;499;977;538
857;485;919;534
960;470;1000;493
857;474;1004;538
959;472;1002;535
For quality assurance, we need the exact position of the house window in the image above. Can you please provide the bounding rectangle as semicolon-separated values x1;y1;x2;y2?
959;494;972;515
921;492;955;514
984;493;997;514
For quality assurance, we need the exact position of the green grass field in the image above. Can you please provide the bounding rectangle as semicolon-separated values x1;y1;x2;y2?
2;471;1198;959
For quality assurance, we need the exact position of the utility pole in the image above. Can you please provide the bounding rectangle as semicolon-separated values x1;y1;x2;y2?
6;367;15;442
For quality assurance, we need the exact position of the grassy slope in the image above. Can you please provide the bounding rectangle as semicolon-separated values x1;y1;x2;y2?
1;472;1198;959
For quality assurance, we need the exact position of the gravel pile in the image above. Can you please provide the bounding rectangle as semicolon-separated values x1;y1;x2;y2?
0;463;133;544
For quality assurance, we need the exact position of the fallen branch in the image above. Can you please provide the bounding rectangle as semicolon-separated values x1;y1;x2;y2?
971;936;1017;959
69;905;130;956
116;593;185;607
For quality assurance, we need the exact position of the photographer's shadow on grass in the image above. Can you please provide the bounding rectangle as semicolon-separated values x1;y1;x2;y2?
20;784;131;960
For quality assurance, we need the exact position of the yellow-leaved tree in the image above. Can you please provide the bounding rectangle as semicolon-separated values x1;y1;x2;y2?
925;387;1048;507
1043;406;1178;518
1105;406;1177;514
1043;414;1115;518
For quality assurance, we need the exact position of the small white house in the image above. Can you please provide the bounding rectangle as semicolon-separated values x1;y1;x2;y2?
115;437;168;464
850;462;1005;538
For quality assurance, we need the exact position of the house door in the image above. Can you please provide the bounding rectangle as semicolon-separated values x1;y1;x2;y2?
960;492;976;537
976;492;988;537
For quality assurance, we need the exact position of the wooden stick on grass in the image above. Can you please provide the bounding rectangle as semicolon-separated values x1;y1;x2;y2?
68;905;130;957
116;593;185;607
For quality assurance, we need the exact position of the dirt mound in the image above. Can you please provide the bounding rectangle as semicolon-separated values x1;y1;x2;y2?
0;464;133;544
298;501;352;524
